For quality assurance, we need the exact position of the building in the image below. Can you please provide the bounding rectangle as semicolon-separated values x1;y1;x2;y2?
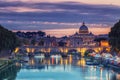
69;22;95;47
17;22;102;56
42;22;96;48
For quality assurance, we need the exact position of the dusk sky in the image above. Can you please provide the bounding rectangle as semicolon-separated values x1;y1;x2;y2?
0;0;120;37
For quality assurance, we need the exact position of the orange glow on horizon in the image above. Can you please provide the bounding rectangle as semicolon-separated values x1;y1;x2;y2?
44;27;110;37
13;27;110;37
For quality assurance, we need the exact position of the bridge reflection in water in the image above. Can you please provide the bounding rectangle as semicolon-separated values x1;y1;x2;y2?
2;57;117;80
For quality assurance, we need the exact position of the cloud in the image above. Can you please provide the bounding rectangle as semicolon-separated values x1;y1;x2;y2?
0;1;120;31
0;20;110;31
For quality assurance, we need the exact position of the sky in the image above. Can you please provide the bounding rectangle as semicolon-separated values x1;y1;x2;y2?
0;0;120;37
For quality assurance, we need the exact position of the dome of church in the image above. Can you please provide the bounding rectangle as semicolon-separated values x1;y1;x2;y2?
79;22;89;34
79;25;88;31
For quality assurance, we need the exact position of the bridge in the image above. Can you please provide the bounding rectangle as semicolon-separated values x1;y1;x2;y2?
15;45;109;56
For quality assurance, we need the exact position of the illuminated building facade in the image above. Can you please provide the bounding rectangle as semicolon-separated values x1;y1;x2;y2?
17;22;106;56
69;22;95;47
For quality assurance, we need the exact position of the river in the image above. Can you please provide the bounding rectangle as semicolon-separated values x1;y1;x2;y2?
0;57;120;80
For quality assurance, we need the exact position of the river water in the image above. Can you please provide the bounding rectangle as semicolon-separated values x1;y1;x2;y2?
0;57;120;80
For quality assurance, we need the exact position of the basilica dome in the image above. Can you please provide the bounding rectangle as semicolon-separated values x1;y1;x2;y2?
79;22;89;34
79;25;88;31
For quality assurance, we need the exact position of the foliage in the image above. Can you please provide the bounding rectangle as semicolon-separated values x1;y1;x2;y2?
21;38;30;45
37;31;46;37
58;41;66;47
84;49;94;57
16;30;46;38
39;39;44;46
0;25;20;52
109;20;120;51
94;37;107;42
84;51;89;57
31;39;36;46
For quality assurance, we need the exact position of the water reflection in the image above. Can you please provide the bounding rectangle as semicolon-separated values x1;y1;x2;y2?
0;57;120;80
17;57;120;80
111;73;120;80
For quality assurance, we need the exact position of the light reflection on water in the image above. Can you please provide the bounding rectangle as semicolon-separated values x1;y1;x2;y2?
14;57;120;80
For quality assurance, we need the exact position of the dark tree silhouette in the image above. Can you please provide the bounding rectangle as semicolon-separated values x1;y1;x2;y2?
39;39;44;46
94;37;107;42
109;20;120;52
31;39;36;46
58;41;66;47
37;31;46;37
0;25;20;54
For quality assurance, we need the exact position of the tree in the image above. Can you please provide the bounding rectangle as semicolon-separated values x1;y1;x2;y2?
31;39;36;46
58;41;66;47
84;49;94;57
109;20;120;52
37;31;46;37
94;37;107;42
22;38;30;45
0;25;20;54
39;39;44;46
